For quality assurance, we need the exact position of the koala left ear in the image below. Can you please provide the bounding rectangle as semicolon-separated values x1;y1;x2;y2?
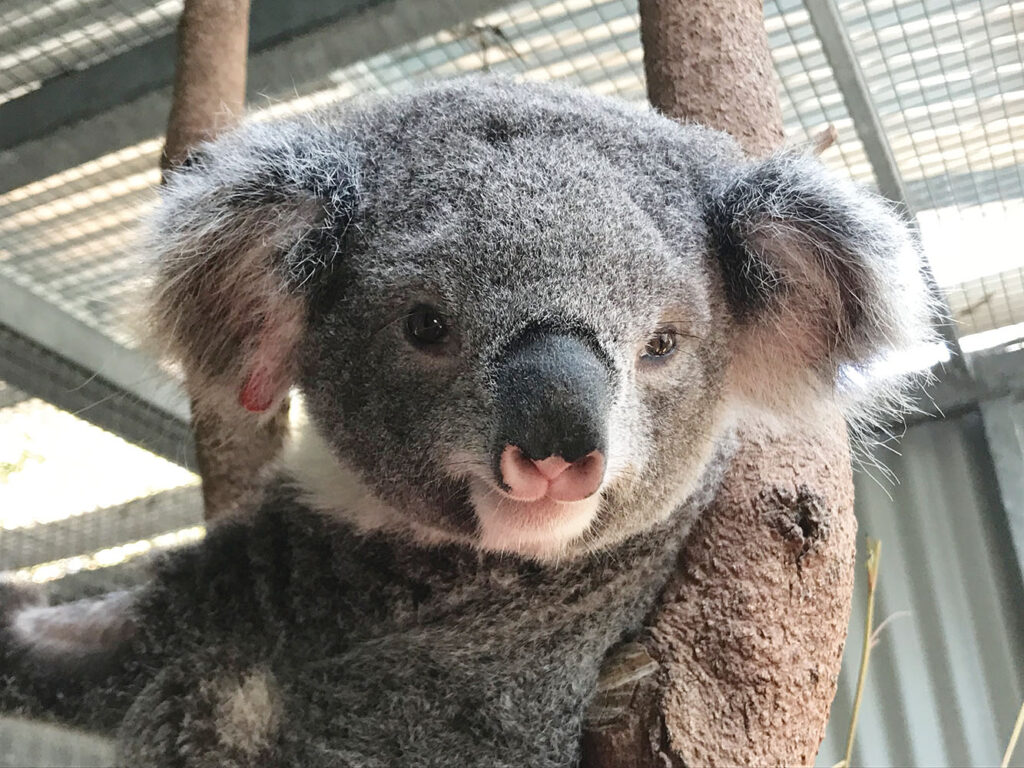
705;152;938;417
147;121;360;418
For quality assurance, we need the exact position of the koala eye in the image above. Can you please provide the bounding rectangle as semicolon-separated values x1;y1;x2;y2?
641;330;677;361
405;304;449;347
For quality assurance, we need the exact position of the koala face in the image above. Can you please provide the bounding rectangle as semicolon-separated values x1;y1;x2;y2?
298;131;731;557
149;79;935;560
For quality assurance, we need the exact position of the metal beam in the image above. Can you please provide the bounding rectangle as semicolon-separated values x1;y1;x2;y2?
0;0;511;195
0;323;195;469
891;345;1024;607
901;346;1024;426
0;0;392;152
0;381;29;409
0;35;178;153
0;719;115;768
804;0;966;370
979;395;1024;587
970;348;1024;584
0;279;193;467
804;0;911;206
1;486;202;571
0;279;188;420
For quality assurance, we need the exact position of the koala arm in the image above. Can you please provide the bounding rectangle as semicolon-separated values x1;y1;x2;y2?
0;582;142;734
5;470;696;768
0;500;294;739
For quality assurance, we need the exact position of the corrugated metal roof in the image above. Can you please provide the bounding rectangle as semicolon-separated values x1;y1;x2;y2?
819;408;1024;767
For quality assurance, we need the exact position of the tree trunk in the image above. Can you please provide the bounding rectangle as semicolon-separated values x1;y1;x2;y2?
638;0;784;156
581;1;857;765
161;0;287;520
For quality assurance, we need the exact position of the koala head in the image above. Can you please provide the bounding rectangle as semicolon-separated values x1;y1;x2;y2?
149;78;935;560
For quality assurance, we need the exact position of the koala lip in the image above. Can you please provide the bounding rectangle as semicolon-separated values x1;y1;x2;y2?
497;447;606;503
468;477;602;557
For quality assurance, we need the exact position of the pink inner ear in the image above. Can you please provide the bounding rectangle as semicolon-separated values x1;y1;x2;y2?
240;366;279;413
237;300;303;414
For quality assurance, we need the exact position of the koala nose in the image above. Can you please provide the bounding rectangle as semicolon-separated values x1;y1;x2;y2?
493;330;611;502
499;446;606;502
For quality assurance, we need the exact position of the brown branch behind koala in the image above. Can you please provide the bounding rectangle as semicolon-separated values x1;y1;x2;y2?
582;1;858;765
162;0;288;519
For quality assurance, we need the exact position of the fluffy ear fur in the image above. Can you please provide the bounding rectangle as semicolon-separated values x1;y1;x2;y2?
147;120;359;417
706;151;939;426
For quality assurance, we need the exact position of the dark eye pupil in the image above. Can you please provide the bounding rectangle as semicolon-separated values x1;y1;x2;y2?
644;332;676;358
406;305;448;345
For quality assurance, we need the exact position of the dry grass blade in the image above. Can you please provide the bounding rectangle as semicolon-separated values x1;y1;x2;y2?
833;538;882;768
1002;699;1024;768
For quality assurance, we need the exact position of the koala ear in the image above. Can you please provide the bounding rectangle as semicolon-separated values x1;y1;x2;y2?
705;152;938;420
148;122;359;417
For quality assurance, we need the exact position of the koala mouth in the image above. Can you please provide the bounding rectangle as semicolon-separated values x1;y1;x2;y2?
497;447;606;503
467;477;603;559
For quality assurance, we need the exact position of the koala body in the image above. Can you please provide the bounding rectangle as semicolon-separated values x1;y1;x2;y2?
3;475;724;767
0;78;934;766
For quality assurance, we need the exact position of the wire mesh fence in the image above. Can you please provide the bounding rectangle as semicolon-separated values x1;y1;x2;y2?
2;0;1021;361
836;0;1024;340
0;0;182;106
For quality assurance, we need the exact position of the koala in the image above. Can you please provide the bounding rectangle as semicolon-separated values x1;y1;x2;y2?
0;78;935;767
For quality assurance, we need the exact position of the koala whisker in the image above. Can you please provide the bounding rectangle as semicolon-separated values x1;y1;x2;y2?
608;466;644;488
371;312;413;338
650;323;705;340
442;460;491;470
438;460;494;489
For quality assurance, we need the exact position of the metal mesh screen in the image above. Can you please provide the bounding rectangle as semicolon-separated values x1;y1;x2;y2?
0;371;198;583
0;140;161;347
835;0;1024;340
768;0;877;184
0;0;181;105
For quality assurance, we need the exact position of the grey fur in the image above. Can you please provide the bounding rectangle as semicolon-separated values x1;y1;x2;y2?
1;78;935;766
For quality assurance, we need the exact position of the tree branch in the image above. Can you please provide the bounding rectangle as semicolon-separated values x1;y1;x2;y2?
582;1;857;764
162;0;288;520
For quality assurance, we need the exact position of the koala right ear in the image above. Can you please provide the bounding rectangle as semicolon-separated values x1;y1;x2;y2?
703;151;938;425
147;122;359;417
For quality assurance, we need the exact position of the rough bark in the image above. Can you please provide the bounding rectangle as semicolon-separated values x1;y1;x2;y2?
161;0;287;519
582;1;858;765
638;0;785;156
161;0;250;171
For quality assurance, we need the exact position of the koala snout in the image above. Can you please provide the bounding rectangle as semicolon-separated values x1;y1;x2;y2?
493;332;612;501
499;447;605;502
